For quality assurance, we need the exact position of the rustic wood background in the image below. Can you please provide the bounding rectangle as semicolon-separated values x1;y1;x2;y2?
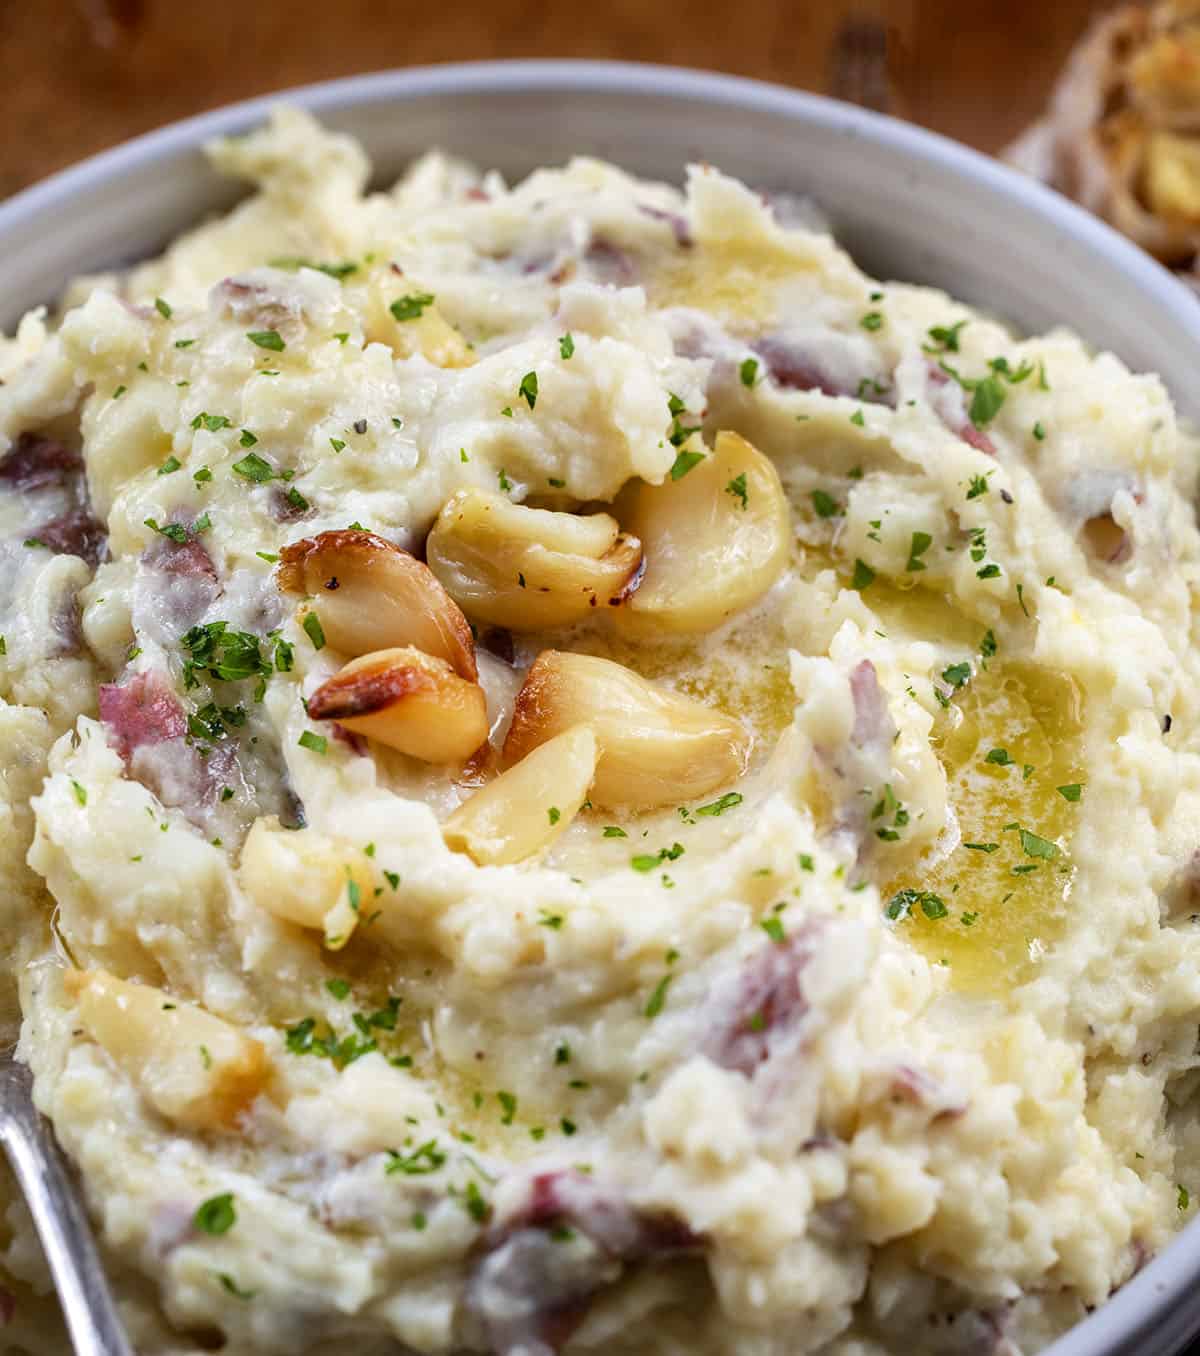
1;0;1108;202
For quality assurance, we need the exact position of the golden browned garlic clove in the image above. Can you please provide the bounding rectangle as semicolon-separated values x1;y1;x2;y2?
64;969;268;1131
426;489;644;630
277;529;477;681
307;645;488;763
443;724;598;865
239;819;374;950
503;650;749;809
616;430;790;634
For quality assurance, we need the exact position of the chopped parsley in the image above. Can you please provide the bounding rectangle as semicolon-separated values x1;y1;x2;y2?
696;792;743;817
326;979;351;1000
907;531;933;572
329;437;346;453
886;889;949;921
180;621;271;689
498;468;513;493
216;1273;255;1301
239;429;258;448
669;448;705;480
231;452;275;483
497;1091;518;1124
644;974;672;1017
602;826;627;838
860;311;884;332
191;412;231;433
968;374;1006;426
924;320;966;353
302;613;326;650
144;517;189;544
70;779;87;807
463;1179;491;1222
851;558;875;591
548;806;561;825
559;333;575;359
761;916;786;943
247;330;285;351
985;747;1013;766
1056;783;1082;802
964;841;1000;853
194;1193;236;1236
518;371;539;409
154;297;173;319
941;661;971;689
298;731;328;755
850;409;865;427
966;474;989;500
390;293;435;321
811;489;842;519
1033;420;1046;441
385;1139;446;1175
739;356;759;387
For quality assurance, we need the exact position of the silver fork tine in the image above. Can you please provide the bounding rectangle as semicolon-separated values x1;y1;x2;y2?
0;1054;135;1356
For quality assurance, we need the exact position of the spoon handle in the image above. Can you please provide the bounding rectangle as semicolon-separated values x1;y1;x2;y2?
0;1059;134;1356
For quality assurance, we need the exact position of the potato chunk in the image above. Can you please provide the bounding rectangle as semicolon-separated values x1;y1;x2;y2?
426;489;643;629
444;724;598;865
64;969;267;1131
277;529;477;680
504;650;748;809
617;431;790;633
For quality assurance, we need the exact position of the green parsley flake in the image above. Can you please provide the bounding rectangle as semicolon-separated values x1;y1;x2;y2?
811;489;841;518
696;791;743;817
154;297;173;319
725;473;749;510
144;518;189;544
559;333;575;359
247;329;285;351
850;409;866;427
498;1091;518;1125
194;1193;236;1236
1057;783;1082;802
968;375;1006;427
298;731;327;755
602;826;627;838
157;455;181;476
1017;827;1058;860
329;437;346;453
232;452;275;482
924;320;966;353
907;531;933;572
498;468;513;493
70;780;87;807
963;841;1000;853
860;311;884;331
302;613;326;650
390;293;435;321
548;806;561;825
193;467;212;484
1033;420;1046;441
518;371;539;409
739;356;759;387
985;747;1013;766
669;448;705;480
966;474;989;500
216;1273;255;1301
851;558;875;591
761;916;786;943
644;975;672;1018
239;429;258;448
941;661;971;689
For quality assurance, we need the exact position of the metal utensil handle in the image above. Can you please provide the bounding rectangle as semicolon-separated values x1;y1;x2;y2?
0;1061;134;1356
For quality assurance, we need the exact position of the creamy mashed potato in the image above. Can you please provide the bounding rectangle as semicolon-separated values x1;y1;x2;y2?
3;107;1200;1356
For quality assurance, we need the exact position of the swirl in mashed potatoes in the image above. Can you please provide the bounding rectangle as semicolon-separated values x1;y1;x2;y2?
2;108;1200;1356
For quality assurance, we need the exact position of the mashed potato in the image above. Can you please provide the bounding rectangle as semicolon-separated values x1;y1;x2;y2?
3;107;1200;1356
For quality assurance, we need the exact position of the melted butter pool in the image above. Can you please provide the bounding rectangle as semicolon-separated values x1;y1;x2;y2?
884;660;1085;994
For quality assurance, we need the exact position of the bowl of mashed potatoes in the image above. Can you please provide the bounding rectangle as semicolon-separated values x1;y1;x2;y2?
4;60;1200;1356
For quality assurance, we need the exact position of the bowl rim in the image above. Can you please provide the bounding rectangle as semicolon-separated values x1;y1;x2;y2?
3;57;1199;1356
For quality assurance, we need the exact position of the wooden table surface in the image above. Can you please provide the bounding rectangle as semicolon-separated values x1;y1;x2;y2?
2;0;1109;201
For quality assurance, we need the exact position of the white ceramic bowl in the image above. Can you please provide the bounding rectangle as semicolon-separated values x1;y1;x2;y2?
2;59;1198;1356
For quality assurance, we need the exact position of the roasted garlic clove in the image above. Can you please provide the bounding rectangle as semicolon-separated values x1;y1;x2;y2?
64;969;268;1131
277;529;477;681
503;650;748;809
239;819;375;949
443;724;597;865
426;489;644;630
365;276;475;368
616;430;790;634
307;645;488;763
